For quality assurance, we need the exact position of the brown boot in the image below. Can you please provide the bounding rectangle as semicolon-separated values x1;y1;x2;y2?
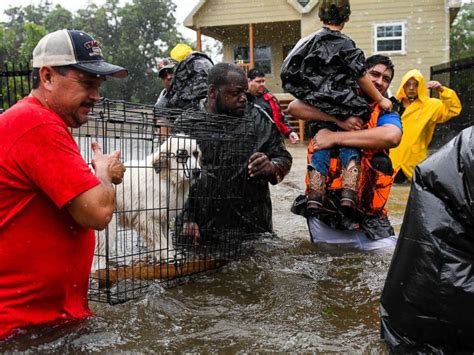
340;165;360;214
307;169;336;213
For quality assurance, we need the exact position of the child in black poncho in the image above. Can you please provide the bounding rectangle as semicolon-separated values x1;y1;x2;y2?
281;0;392;216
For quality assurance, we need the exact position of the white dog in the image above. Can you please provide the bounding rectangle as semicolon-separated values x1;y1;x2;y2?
92;134;201;271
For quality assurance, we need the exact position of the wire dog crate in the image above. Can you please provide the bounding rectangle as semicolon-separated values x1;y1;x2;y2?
73;100;256;304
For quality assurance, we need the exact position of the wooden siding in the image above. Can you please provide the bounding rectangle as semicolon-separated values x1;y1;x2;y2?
188;0;451;94
338;0;449;93
191;0;301;27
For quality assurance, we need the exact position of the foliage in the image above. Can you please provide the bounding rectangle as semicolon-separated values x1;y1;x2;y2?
44;5;74;32
19;23;48;64
0;0;184;103
451;3;474;61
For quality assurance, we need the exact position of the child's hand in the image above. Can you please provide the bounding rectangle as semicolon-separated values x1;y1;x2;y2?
336;117;364;131
379;97;393;112
288;132;300;144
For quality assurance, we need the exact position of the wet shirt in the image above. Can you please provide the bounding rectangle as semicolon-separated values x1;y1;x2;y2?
250;95;273;120
0;97;99;339
281;27;371;122
378;112;402;130
174;101;292;236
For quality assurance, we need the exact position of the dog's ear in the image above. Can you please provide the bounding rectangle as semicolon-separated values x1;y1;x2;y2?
152;153;168;174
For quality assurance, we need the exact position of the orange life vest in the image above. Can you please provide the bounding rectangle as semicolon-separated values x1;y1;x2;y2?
305;104;394;217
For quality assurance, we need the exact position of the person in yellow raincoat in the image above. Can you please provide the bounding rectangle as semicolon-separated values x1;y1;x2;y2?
390;69;462;182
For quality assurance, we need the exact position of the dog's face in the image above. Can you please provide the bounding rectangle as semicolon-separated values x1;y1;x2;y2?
153;135;201;182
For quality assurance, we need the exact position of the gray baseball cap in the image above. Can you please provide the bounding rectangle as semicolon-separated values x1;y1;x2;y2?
33;29;128;78
158;57;177;77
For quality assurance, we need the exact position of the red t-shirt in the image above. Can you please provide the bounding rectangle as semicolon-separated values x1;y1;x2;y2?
0;96;100;339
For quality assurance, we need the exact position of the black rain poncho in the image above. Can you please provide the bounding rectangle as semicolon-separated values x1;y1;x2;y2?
281;27;371;122
158;52;214;110
174;102;292;237
380;126;474;353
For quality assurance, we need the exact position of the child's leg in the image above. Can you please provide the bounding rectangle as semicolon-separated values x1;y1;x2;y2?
310;149;331;177
307;123;339;213
307;149;335;212
339;147;361;209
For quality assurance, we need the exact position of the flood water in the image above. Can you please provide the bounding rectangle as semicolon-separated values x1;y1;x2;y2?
1;144;411;353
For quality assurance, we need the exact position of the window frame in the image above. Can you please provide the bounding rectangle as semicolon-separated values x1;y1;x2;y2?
233;45;273;75
373;21;406;55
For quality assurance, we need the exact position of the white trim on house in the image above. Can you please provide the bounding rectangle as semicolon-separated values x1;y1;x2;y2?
287;0;320;14
373;21;407;56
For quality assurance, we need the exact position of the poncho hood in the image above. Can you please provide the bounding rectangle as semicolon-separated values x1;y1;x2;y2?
396;69;428;103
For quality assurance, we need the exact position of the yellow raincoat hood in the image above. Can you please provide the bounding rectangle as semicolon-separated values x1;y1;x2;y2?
396;69;429;103
390;69;462;181
170;43;193;62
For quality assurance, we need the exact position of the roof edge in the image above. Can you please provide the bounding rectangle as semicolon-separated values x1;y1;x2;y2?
184;0;207;27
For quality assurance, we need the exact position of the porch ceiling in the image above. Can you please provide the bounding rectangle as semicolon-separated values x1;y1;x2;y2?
195;20;301;43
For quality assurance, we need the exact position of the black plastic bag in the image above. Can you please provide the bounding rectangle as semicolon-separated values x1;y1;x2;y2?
167;52;214;109
380;126;474;353
280;28;371;121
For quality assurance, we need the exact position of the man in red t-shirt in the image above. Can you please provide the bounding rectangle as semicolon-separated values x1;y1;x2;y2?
0;29;128;340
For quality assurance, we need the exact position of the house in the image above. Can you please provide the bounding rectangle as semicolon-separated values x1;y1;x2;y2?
184;0;462;94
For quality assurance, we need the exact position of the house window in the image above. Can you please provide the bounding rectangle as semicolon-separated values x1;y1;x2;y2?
234;45;272;74
374;22;405;54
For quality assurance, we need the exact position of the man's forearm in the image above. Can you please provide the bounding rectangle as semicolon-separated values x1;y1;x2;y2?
322;125;401;150
286;99;338;123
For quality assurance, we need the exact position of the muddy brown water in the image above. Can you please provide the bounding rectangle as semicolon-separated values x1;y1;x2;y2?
1;144;410;353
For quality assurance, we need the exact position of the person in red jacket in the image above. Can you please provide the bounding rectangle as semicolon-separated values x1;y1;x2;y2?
247;68;299;144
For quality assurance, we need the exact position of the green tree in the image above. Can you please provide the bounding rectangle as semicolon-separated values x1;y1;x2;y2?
1;2;50;63
2;7;28;62
19;23;48;64
23;1;52;25
44;5;73;32
1;0;183;103
0;24;17;64
73;0;183;103
451;3;474;61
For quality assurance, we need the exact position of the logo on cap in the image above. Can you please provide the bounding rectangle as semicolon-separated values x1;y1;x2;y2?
84;40;103;57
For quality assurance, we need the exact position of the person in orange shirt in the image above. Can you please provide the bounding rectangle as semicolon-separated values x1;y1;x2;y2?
281;0;393;216
287;54;402;243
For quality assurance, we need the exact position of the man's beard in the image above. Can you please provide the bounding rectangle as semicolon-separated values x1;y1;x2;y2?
216;95;245;118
